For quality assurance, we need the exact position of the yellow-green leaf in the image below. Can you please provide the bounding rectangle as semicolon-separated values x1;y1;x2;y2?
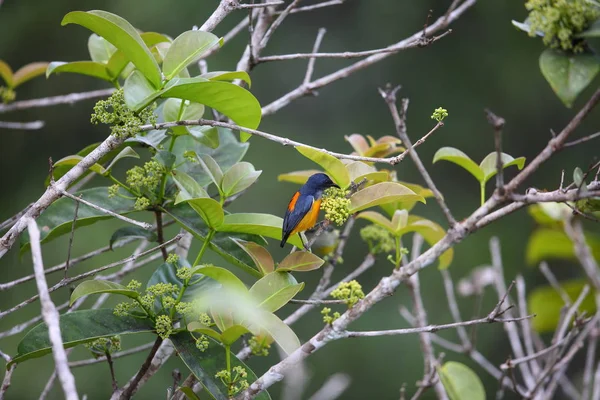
296;146;351;189
433;147;484;181
438;362;485;400
349;182;424;213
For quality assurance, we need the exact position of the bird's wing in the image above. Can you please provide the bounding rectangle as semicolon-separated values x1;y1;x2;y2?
281;192;314;243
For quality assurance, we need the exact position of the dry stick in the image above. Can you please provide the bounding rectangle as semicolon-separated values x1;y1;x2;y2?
0;235;181;320
261;0;476;116
0;365;15;400
27;218;79;400
405;235;447;399
564;217;600;291
583;321;599;400
0;88;114;114
515;276;542;377
59;188;153;230
439;269;471;348
257;0;302;50
539;262;572;306
65;197;81;278
70;343;156;368
485;108;506;194
199;0;240;32
117;338;163;400
140;118;432;165
286;0;344;13
593;360;600;400
381;87;456;226
0;301;69;339
0;203;32;232
239;1;283;8
237;87;600;399
306;373;350;400
303;28;327;86
489;238;535;390
0;120;44;130
563;131;600;147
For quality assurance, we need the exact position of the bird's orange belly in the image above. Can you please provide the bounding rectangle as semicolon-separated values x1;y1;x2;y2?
291;199;321;235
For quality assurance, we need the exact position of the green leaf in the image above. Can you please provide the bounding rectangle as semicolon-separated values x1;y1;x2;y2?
575;19;600;38
155;150;176;170
13;62;49;88
379;181;435;215
218;213;305;248
479;152;526;183
20;187;137;252
109;226;157;250
526;228;600;265
170;333;271;400
165;203;266;277
0;59;14;87
104;146;140;172
539;49;600;108
190;265;248;294
62;10;161;87
52;155;106;176
391;209;409;233
278;251;324;272
433;147;484;181
529;279;596;332
87;33;117;63
163;98;205;133
438;362;486;400
187;322;223;341
201;70;252;87
163;30;220;80
295;146;351;189
172;128;248;187
172;170;210;202
249;272;303;312
232;239;274;275
70;280;139;306
400;216;453;269
106;31;171;79
160;78;262;134
9;309;153;366
349;182;424;213
355;211;395;233
46;61;112;82
244;309;300;355
346;161;388;183
177;387;201;400
221;162;262;197
123;69;161;111
220;325;249;345
277;170;322;185
188;126;220;149
197;154;224;189
186;198;225;229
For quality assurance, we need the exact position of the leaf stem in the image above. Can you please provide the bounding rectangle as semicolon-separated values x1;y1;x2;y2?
155;210;168;261
158;136;177;202
480;181;485;207
193;229;215;267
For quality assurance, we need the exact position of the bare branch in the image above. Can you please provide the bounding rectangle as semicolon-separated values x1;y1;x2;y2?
27;218;79;400
0;364;15;400
239;1;283;8
380;87;456;226
58;188;153;230
303;28;327;85
0;88;114;114
0;203;32;232
564;217;600;290
0;120;44;130
261;0;476;116
485;108;506;194
307;373;351;400
287;0;344;13
69;342;155;368
65;197;81;278
199;0;241;32
563;131;600;147
539;262;572;306
115;338;164;400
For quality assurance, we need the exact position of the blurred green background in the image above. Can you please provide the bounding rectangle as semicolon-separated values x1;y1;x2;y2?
1;0;599;399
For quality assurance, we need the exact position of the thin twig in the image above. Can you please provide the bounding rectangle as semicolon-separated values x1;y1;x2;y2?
0;120;44;130
0;365;15;400
287;0;344;13
69;342;155;368
303;28;327;85
485;108;506;194
58;188;153;230
27;218;79;400
583;321;599;400
65;197;80;278
238;1;283;8
0;88;114;114
0;203;32;232
380;86;456;226
0;234;181;320
563;131;600;147
539;262;572;306
117;338;163;400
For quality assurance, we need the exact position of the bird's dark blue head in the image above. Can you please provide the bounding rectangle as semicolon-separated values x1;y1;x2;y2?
301;173;339;197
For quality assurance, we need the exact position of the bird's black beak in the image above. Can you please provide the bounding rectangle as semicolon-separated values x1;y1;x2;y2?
332;183;340;189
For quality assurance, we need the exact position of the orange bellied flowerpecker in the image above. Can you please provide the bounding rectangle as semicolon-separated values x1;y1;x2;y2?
280;173;339;247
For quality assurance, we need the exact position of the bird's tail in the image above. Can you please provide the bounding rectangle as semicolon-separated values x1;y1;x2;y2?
280;232;290;247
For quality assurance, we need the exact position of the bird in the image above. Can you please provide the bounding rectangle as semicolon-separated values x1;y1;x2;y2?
280;173;339;248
